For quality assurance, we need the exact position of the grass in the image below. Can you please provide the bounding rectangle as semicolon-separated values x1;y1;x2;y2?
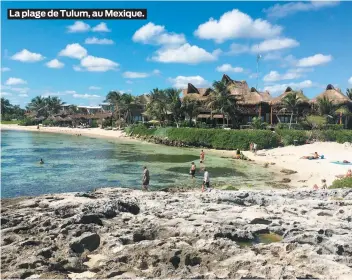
329;177;352;189
1;120;19;124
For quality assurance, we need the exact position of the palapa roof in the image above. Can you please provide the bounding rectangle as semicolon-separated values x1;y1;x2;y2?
270;87;310;106
237;87;272;105
182;83;211;100
311;84;350;105
221;74;249;96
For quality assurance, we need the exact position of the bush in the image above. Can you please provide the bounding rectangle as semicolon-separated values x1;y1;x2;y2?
42;120;56;126
275;129;308;145
18;117;36;126
329;177;352;189
91;119;99;128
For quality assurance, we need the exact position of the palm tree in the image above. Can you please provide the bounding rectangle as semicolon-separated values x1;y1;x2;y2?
105;91;122;123
1;98;13;116
346;88;352;101
145;88;168;125
165;88;182;128
119;93;136;124
207;80;236;127
282;91;302;129
27;96;47;117
317;96;336;116
181;95;201;127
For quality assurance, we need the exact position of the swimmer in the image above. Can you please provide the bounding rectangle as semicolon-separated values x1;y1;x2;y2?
39;158;44;164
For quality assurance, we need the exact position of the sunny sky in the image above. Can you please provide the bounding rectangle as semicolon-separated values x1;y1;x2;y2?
1;1;352;108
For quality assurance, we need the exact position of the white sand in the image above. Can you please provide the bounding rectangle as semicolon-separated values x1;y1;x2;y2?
2;124;351;188
242;142;352;187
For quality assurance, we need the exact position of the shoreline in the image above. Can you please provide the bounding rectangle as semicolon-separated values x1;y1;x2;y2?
2;124;351;189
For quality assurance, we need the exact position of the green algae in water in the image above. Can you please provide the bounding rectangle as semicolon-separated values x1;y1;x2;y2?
238;233;283;247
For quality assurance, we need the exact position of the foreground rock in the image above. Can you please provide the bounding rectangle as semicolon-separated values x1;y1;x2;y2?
1;188;352;279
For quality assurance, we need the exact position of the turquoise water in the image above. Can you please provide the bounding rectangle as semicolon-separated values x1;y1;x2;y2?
1;130;273;198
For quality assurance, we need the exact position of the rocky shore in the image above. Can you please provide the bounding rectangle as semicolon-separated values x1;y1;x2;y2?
1;187;352;279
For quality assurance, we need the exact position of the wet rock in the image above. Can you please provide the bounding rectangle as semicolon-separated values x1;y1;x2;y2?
70;232;100;254
280;169;297;175
118;201;140;215
249;218;272;225
76;214;103;226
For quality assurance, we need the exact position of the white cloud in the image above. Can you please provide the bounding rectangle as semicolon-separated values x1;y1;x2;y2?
67;21;90;33
151;43;220;64
46;59;64;69
59;43;88;59
80;55;119;72
123;71;149;78
11;49;45;62
132;22;186;46
65;90;77;94
254;38;299;53
348;77;352;85
73;65;82;72
19;93;29;97
8;87;30;94
264;1;340;18
227;43;250;55
263;69;302;82
5;77;27;86
194;9;282;43
216;64;244;73
296;54;332;67
1;67;10;72
73;93;101;99
0;91;12;96
92;22;111;32
85;37;114;45
88;86;101;90
264;80;314;95
168;75;210;89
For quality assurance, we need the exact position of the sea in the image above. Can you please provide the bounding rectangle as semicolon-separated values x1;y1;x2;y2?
1;129;273;198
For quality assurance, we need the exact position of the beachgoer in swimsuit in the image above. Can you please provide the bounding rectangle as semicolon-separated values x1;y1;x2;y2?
202;168;210;192
235;149;241;159
190;162;196;179
200;150;205;163
142;166;150;191
253;143;258;155
301;152;320;160
39;158;44;164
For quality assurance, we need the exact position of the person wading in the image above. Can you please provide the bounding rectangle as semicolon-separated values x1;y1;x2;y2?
202;168;211;192
190;162;196;179
142;166;150;191
200;150;205;163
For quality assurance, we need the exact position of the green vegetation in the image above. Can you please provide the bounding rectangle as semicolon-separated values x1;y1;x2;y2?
329;177;352;189
1;98;25;121
1;120;19;124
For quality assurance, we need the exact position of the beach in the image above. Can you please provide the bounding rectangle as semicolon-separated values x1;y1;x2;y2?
2;124;351;188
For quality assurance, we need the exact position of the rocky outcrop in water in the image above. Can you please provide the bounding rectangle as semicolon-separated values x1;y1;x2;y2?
1;188;352;279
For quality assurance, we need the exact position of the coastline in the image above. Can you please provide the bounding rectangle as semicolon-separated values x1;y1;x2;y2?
2;124;351;188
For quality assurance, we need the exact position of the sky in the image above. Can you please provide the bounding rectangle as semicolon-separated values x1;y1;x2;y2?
1;1;352;108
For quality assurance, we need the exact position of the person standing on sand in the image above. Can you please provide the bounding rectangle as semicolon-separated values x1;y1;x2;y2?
200;150;205;163
142;166;150;191
202;168;211;192
190;162;196;179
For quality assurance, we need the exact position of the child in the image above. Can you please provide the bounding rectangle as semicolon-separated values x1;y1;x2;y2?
313;179;327;190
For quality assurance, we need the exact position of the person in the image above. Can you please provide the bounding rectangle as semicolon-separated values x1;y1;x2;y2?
200;150;205;163
335;169;352;179
253;143;258;155
142;166;150;191
313;179;327;190
39;158;44;164
249;143;253;152
190;162;196;179
202;168;210;192
301;152;320;160
200;160;205;171
235;149;241;159
343;160;351;164
37;125;40;130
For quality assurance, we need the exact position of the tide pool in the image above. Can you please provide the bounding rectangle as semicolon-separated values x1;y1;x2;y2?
1;130;273;198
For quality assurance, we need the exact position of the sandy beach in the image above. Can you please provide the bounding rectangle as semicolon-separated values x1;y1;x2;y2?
2;124;351;188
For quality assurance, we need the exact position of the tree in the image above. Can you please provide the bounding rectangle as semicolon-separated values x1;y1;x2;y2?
105;91;122;124
165;88;182;128
26;96;64;118
145;88;168;125
317;96;336;116
346;88;352;101
181;95;201;127
207;80;237;127
1;98;12;116
282;91;302;129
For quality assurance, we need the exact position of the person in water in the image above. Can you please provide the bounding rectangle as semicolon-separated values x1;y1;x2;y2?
202;168;211;192
200;150;205;163
39;158;44;164
190;162;196;179
142;166;150;191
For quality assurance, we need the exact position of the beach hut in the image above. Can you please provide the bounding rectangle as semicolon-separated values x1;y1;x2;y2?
269;87;310;125
311;84;352;125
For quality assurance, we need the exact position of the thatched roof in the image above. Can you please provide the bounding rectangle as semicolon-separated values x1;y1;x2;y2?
182;83;211;100
221;74;249;96
311;84;350;105
270;87;310;106
236;87;272;105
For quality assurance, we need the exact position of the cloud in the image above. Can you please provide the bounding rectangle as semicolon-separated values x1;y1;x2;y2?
348;77;352;85
264;1;340;18
123;71;149;78
19;93;29;97
88;86;101;90
0;91;12;96
263;69;303;82
7;87;30;94
11;49;45;62
254;38;299;53
194;9;282;43
59;43;88;59
92;22;111;32
216;64;244;73
46;59;64;69
1;67;10;72
168;75;210;89
296;54;332;67
73;93;102;99
67;21;90;33
85;37;114;45
80;55;119;72
153;69;161;75
132;22;186;46
263;80;314;95
151;43;220;64
5;77;27;86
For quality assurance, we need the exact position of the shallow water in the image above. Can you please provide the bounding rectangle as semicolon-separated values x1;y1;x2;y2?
1;130;273;198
